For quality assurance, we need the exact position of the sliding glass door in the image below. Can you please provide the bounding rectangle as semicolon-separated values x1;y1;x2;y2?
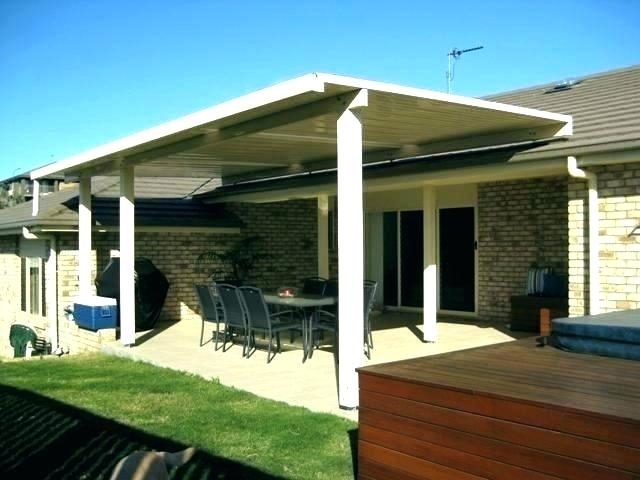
376;210;423;308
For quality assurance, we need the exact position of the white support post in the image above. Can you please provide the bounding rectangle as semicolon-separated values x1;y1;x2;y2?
423;186;438;342
78;175;93;297
337;89;368;409
119;166;136;345
317;195;330;278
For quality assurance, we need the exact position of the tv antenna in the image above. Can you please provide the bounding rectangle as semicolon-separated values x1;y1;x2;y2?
446;45;484;93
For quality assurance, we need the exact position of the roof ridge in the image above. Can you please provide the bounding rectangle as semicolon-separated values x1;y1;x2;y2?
40;185;80;219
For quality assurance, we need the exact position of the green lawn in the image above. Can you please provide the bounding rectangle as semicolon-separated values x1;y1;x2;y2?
0;354;357;479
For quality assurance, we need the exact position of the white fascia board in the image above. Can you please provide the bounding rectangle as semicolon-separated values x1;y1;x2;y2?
31;74;326;180
317;73;573;133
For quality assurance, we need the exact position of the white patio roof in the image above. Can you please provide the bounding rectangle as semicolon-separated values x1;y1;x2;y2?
29;73;572;410
31;72;572;183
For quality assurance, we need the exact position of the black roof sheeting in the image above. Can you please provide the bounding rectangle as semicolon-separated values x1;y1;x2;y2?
62;197;243;228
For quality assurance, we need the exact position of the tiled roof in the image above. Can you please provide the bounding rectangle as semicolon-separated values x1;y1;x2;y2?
486;64;640;158
0;176;239;234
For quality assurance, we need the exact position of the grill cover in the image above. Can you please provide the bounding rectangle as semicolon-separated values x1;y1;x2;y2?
96;257;169;331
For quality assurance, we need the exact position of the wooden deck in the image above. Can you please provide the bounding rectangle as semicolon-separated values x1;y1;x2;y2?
357;338;640;480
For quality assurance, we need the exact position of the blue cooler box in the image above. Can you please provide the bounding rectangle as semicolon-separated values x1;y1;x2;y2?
74;296;118;330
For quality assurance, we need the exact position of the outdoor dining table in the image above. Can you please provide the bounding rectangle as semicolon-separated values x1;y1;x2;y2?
263;293;337;362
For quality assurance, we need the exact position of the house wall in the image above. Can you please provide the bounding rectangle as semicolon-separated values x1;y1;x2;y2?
5;165;640;355
0;234;99;358
365;185;477;211
569;162;640;315
228;199;318;288
0;236;39;357
365;188;423;211
0;199;317;358
477;176;569;323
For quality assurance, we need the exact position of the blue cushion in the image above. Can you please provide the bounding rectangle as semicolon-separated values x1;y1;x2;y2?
526;267;551;295
539;273;568;297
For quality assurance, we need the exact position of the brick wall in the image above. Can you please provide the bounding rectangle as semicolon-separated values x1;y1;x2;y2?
0;199;319;357
478;176;568;323
569;162;640;315
0;236;55;357
229;199;319;289
0;236;20;310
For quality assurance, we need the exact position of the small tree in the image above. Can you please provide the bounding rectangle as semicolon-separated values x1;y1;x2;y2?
195;235;268;282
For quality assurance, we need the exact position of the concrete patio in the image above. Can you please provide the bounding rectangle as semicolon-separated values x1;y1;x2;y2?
102;312;532;421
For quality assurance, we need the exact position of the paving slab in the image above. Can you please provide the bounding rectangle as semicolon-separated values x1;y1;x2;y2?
102;313;530;421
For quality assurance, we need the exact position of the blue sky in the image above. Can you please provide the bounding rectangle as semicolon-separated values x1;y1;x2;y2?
1;0;639;180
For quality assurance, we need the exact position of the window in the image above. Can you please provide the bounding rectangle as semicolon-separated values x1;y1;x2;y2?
21;257;45;316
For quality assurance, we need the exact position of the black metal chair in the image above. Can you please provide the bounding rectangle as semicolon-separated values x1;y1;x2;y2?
301;276;328;295
323;278;338;298
363;280;378;359
216;283;249;356
311;279;378;359
194;284;224;349
288;276;329;345
307;278;339;356
239;286;302;363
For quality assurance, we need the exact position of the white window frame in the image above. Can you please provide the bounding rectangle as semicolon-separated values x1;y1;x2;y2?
22;256;44;316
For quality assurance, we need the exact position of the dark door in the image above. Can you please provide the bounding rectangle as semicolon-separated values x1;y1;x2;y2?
439;207;475;312
400;211;423;307
382;212;398;306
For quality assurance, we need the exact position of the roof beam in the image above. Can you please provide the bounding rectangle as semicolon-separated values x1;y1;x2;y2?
123;134;211;166
380;123;571;162
64;158;124;181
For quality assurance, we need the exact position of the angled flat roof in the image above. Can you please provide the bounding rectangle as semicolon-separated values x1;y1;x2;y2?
31;72;571;184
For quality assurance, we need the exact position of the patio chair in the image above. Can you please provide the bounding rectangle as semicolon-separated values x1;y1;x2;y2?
9;324;51;358
284;276;328;345
311;279;378;359
194;284;224;349
307;278;339;356
239;286;302;363
363;280;378;359
323;278;339;298
216;283;249;356
302;276;328;295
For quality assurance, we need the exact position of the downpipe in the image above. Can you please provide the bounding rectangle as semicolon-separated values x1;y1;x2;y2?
567;156;600;315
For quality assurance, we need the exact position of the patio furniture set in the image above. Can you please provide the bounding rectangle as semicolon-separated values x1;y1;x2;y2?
194;277;378;363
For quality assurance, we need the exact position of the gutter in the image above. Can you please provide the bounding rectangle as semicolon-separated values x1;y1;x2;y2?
200;137;561;202
567;156;600;315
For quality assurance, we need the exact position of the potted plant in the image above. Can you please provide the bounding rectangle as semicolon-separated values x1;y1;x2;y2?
195;235;268;285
